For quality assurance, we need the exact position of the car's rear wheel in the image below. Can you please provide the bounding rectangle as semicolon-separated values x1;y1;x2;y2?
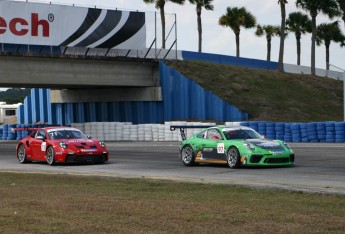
181;145;195;166
17;144;30;163
46;146;56;166
227;147;240;168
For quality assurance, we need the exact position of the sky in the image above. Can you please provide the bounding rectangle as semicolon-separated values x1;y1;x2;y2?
1;0;345;84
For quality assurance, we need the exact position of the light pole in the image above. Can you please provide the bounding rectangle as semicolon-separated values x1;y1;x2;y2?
329;64;345;121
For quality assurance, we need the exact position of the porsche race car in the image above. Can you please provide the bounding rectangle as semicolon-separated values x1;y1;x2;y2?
176;126;295;168
16;127;109;165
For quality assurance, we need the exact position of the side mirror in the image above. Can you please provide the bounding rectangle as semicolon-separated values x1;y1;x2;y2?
87;135;92;139
36;136;45;141
261;135;266;140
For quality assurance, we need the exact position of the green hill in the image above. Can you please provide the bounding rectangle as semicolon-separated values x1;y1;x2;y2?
0;88;31;104
166;60;343;122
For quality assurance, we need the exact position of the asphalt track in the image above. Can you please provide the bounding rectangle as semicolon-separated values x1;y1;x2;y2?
0;141;344;195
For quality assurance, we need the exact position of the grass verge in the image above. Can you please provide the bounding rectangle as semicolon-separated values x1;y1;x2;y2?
1;172;344;233
166;60;343;122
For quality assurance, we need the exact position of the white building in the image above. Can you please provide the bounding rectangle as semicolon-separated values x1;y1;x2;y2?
0;102;21;124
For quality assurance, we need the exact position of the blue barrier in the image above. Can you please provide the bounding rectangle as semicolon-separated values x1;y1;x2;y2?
2;124;8;140
326;122;335;143
335;122;345;143
6;124;17;140
238;121;345;143
2;121;345;142
182;51;279;70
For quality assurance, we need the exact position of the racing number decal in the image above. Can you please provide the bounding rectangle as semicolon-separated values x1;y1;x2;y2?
41;142;47;151
217;143;224;154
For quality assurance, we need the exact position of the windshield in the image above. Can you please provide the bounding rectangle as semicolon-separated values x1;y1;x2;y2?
223;129;261;140
48;129;87;140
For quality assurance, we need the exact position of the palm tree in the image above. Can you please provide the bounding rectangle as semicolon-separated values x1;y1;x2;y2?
278;0;288;72
316;21;345;70
255;25;281;61
286;12;312;65
218;7;256;57
336;0;345;26
296;0;340;75
189;0;214;52
144;0;185;49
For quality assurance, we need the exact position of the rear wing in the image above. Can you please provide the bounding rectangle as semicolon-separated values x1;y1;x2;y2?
11;127;39;133
170;125;216;141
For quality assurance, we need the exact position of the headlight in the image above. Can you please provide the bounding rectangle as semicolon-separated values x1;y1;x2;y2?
59;142;68;149
99;141;106;148
283;141;291;149
244;142;255;151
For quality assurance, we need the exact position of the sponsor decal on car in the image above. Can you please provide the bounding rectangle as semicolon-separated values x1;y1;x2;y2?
81;149;97;152
41;142;46;151
256;142;280;148
217;143;225;154
271;150;285;155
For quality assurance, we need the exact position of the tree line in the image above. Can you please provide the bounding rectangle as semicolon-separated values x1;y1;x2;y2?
144;0;345;75
0;88;31;104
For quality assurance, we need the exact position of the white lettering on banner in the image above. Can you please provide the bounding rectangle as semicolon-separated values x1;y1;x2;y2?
217;143;225;154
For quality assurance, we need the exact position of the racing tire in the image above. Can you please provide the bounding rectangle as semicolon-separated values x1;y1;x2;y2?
227;147;241;169
17;144;30;163
181;145;196;166
46;146;56;166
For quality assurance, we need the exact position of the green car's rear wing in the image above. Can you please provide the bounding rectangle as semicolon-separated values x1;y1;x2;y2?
170;125;216;141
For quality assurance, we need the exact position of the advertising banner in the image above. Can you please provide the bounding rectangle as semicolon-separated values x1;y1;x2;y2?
0;1;146;49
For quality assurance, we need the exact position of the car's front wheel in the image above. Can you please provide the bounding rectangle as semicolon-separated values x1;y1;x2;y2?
17;144;30;163
46;146;56;166
227;147;240;168
181;145;195;166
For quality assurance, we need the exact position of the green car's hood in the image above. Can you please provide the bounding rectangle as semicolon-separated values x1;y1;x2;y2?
245;139;283;150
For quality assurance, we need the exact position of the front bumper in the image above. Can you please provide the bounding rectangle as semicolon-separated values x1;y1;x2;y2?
65;153;109;163
245;153;294;166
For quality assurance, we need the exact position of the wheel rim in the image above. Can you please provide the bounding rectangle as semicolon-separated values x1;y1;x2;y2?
47;148;54;164
18;145;25;162
182;147;193;164
227;148;238;167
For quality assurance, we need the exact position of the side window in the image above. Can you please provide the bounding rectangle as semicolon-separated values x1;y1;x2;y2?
197;130;206;139
207;129;223;140
5;110;16;116
35;130;46;139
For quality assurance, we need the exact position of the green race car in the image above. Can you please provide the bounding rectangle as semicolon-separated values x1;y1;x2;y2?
178;126;295;168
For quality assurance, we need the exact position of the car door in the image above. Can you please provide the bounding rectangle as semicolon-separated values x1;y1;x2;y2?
201;129;226;160
30;129;47;160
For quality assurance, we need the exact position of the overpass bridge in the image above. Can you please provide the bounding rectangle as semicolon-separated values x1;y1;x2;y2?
0;53;162;102
0;52;247;125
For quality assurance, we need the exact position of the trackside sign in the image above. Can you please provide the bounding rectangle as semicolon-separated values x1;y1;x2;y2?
0;1;146;49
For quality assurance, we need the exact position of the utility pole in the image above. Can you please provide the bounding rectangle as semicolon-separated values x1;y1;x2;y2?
329;64;345;121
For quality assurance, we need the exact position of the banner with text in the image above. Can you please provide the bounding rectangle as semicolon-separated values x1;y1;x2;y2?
0;1;146;49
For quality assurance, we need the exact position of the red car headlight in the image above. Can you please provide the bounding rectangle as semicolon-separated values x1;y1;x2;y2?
59;142;68;149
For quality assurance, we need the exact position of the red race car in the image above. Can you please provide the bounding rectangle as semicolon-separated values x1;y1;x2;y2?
16;127;109;165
